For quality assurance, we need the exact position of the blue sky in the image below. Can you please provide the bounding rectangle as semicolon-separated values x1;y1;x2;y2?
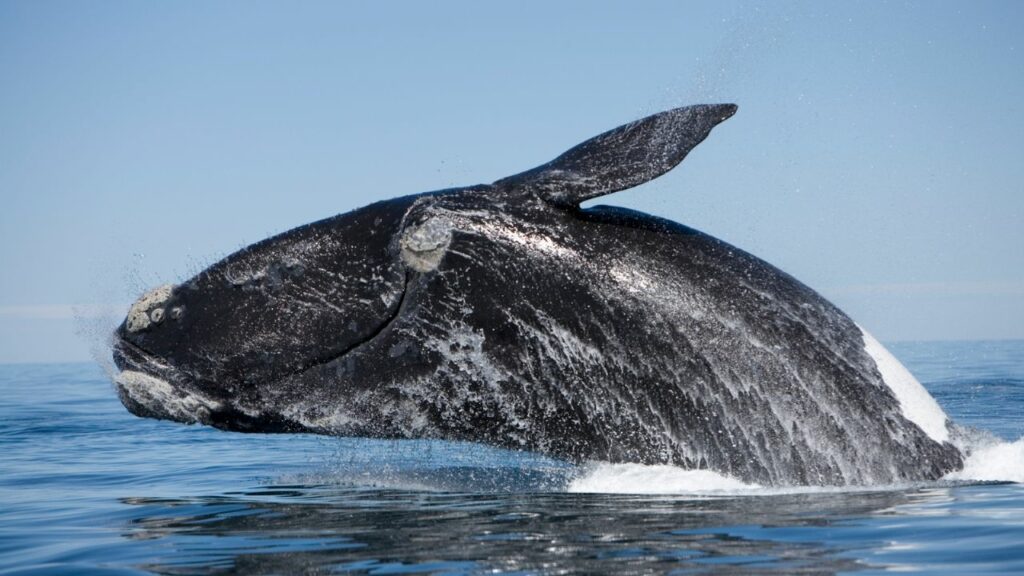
1;1;1022;363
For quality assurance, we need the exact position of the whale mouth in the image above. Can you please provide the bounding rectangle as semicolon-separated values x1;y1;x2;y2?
112;337;222;425
112;337;319;433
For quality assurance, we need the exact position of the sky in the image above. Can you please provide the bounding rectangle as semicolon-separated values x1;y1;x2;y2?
1;0;1022;363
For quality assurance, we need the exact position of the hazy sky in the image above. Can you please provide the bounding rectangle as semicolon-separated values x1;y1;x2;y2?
1;1;1022;363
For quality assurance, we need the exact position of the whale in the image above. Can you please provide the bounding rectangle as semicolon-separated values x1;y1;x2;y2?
113;104;964;486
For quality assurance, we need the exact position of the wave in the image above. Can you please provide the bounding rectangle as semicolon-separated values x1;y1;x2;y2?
567;437;1024;495
568;464;758;494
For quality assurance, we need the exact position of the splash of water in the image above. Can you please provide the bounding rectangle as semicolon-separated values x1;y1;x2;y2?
947;438;1024;484
568;463;756;494
566;436;1024;495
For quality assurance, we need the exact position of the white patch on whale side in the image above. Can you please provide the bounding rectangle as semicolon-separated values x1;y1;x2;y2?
859;327;950;443
115;370;222;422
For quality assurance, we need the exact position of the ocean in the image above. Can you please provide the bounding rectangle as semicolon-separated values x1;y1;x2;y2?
1;340;1022;575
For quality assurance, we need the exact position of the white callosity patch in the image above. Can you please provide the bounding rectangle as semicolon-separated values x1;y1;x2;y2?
115;370;222;422
401;217;452;272
860;327;950;443
126;284;174;333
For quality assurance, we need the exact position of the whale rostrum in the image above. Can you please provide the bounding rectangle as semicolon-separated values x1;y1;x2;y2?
113;104;964;486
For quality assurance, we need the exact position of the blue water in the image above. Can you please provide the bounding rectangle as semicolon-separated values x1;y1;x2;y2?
1;341;1023;575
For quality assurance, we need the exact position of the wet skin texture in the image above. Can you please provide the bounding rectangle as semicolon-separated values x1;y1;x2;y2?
114;104;963;486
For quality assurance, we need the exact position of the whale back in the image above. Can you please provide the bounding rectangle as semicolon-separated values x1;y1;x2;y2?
289;198;962;486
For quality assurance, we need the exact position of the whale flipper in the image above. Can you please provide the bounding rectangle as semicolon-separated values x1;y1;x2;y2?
496;104;737;207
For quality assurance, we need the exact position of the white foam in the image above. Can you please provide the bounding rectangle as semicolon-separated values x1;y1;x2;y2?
859;327;950;443
568;463;757;494
565;448;1024;495
945;438;1024;484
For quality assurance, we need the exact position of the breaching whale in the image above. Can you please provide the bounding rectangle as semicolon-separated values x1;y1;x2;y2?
113;104;964;486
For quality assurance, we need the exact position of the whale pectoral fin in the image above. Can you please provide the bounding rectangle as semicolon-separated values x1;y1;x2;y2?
495;104;737;207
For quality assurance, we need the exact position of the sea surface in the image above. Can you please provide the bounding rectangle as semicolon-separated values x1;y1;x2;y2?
1;340;1022;575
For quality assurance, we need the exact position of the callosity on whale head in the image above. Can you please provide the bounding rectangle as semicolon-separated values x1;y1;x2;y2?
113;104;965;486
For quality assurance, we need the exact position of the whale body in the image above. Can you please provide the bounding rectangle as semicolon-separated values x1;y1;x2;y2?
113;104;964;486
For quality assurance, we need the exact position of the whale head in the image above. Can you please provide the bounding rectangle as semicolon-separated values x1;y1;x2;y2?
112;104;738;436
112;194;420;431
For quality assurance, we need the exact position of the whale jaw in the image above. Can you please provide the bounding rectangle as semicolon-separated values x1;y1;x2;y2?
115;369;219;425
111;336;308;433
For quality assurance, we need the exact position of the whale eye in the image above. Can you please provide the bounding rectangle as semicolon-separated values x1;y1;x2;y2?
400;216;452;272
